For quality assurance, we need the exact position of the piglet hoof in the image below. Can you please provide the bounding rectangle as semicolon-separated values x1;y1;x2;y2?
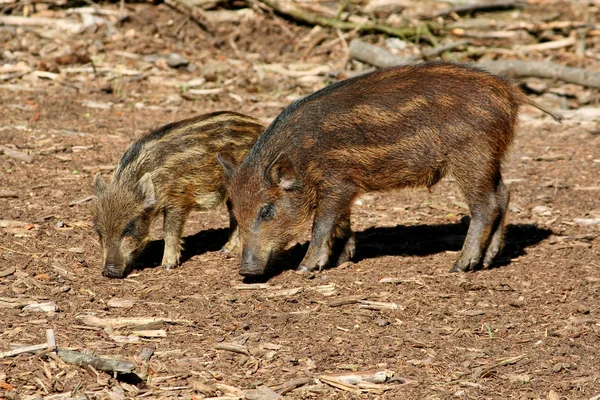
163;264;178;271
449;263;466;273
295;265;311;274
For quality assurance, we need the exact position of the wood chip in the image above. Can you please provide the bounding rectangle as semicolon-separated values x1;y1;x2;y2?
0;267;16;277
329;295;366;307
0;190;18;198
214;343;250;356
76;315;170;329
0;145;33;163
107;298;136;308
358;300;399;311
245;385;283;400
132;329;167;338
22;302;57;312
0;343;48;358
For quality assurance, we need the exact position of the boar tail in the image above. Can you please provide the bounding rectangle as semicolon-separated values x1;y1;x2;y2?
519;92;563;123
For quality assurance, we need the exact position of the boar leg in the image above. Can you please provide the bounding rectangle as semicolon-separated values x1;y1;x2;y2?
331;214;356;265
297;187;357;273
221;200;240;255
451;168;503;272
162;207;189;270
482;179;509;268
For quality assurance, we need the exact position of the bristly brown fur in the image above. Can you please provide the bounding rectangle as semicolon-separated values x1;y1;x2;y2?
222;61;561;277
93;111;264;278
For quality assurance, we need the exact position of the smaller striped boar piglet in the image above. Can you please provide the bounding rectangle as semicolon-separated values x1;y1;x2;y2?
218;62;562;277
93;112;264;278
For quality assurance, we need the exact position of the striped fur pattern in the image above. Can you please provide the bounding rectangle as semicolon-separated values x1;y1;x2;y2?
93;111;264;278
219;62;561;277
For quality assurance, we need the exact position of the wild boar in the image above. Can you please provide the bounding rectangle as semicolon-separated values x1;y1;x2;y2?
218;62;561;276
93;111;264;278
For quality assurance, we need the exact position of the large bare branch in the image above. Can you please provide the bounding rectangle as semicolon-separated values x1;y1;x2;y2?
349;39;600;89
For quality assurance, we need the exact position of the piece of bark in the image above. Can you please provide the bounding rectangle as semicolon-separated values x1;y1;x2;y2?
0;145;33;163
329;295;366;307
245;385;282;400
56;349;136;374
213;343;250;356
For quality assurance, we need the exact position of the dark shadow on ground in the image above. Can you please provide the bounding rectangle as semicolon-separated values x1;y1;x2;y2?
131;227;230;273
130;221;552;281
245;220;553;282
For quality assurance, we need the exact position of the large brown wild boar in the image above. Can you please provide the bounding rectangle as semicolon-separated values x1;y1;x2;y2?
93;111;264;278
218;62;562;277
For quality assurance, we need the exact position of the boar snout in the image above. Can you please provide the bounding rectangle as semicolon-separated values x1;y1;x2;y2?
102;263;126;279
240;248;268;276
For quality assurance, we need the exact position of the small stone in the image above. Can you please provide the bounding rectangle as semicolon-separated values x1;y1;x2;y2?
575;304;590;314
532;205;552;216
167;53;189;68
375;318;390;327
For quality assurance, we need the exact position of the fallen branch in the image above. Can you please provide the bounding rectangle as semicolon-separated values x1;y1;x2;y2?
0;343;48;359
349;38;600;89
257;0;434;43
57;349;136;374
479;60;600;89
471;354;527;379
433;0;525;18
0;15;82;33
163;0;209;32
214;343;251;356
269;377;314;395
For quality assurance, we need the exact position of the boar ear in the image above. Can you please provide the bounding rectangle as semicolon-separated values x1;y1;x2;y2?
93;172;107;196
266;153;299;191
217;152;238;183
136;173;157;211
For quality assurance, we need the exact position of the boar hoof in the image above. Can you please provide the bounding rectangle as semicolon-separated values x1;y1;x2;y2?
163;264;177;271
450;258;479;273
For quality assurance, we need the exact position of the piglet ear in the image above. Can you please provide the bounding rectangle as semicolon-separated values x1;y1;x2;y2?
265;153;300;191
93;172;107;196
217;152;239;184
136;173;157;211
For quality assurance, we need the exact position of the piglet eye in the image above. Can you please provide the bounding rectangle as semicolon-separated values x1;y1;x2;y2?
122;220;136;237
259;204;274;221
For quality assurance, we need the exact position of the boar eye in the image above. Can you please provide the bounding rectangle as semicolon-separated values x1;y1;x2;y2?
122;220;137;237
259;204;274;221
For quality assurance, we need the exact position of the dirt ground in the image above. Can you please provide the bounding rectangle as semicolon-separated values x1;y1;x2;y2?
1;1;600;399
